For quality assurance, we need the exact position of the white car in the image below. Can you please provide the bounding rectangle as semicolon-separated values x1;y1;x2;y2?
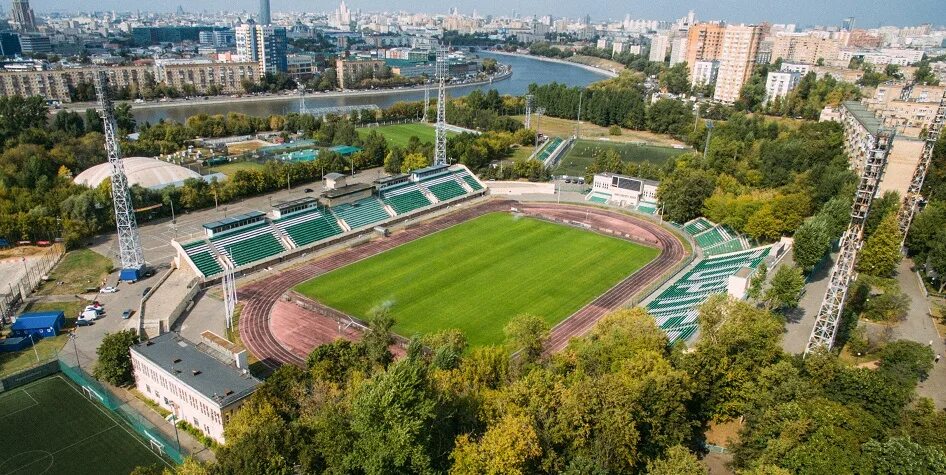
100;286;118;293
84;305;104;314
79;310;99;322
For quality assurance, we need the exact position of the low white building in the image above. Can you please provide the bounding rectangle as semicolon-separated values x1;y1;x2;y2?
780;62;811;76
692;60;720;86
130;332;261;444
764;71;801;103
590;173;659;207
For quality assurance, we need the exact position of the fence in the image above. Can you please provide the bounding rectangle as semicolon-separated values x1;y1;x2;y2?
58;359;185;464
0;243;65;322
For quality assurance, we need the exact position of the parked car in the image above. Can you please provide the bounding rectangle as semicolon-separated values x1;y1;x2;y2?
101;286;118;293
141;287;152;296
84;305;104;314
122;309;133;320
78;310;98;322
75;318;93;326
304;188;314;193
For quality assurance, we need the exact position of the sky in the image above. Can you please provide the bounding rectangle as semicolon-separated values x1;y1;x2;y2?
31;0;946;28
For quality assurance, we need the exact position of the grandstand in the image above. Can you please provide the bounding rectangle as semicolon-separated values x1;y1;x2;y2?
209;223;287;267
534;137;564;163
588;192;611;204
181;241;224;277
333;197;392;230
421;173;469;202
380;182;433;215
175;165;488;279
646;246;771;343
273;208;343;247
681;218;750;256
635;201;658;215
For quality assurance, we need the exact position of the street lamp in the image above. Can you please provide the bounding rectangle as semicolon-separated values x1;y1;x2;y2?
168;402;183;453
27;333;39;363
70;330;82;371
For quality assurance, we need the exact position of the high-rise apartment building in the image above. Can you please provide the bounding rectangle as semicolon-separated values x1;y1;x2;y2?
10;0;35;32
649;34;669;63
686;23;726;81
669;36;689;65
236;23;288;76
258;0;270;25
714;24;762;104
771;32;841;65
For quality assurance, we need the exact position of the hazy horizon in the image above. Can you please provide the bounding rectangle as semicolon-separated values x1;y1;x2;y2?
26;0;946;28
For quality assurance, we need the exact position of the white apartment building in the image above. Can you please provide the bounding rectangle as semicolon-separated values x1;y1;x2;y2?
669;36;689;65
764;71;801;103
130;332;261;444
650;34;669;63
714;24;762;103
692;60;720;86
780;62;812;76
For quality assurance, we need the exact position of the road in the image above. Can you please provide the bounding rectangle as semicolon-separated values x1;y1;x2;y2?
894;258;946;408
784;251;835;354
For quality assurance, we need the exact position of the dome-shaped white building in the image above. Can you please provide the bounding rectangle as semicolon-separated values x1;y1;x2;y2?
74;157;202;189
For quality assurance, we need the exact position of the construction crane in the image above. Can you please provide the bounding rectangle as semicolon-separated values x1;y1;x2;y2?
95;70;146;281
433;43;448;166
805;120;894;355
896;89;946;242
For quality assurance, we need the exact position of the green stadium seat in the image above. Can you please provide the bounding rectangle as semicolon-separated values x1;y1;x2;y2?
210;223;287;268
182;241;223;276
274;208;343;247
333;198;390;229
383;190;432;215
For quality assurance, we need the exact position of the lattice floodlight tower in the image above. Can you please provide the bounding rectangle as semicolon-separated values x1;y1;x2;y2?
434;43;448;166
524;94;534;129
897;88;946;241
805;124;894;356
95;70;145;281
423;82;430;122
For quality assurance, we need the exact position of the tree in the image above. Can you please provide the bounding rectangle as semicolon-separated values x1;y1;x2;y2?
857;213;903;277
657;166;716;223
793;216;831;272
92;330;140;386
450;414;541;475
659;63;691;95
878;341;935;382
504;314;549;367
400;152;430;173
646;445;706;475
859;437;946;474
763;265;805;311
747;262;768;300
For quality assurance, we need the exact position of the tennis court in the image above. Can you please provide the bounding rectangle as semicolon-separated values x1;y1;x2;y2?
0;375;170;474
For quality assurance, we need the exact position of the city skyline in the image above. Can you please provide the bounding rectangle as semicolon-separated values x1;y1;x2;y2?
27;0;946;27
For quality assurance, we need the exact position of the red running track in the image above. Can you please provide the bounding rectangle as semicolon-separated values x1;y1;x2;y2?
238;200;688;369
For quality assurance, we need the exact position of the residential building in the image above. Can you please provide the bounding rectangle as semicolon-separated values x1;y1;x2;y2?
692;60;719;86
335;58;385;89
780;62;812;76
771;32;841;65
669;36;688;65
199;30;235;48
685;22;726;81
154;60;260;95
10;0;35;32
130;332;261;444
235;23;288;76
764;71;801;103
650;34;669;63
714;24;762;104
286;54;316;80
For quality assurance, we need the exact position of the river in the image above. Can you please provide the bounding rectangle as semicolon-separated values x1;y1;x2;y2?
130;52;609;124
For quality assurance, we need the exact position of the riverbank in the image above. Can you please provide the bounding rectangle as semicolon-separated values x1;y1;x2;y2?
482;50;619;78
61;67;514;113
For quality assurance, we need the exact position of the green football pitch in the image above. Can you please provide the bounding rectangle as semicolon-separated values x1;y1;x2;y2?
295;212;659;346
0;375;169;474
553;139;690;177
357;123;455;149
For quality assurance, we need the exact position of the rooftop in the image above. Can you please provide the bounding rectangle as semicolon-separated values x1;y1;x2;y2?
11;311;63;330
273;196;318;210
321;182;373;199
202;210;266;231
132;333;261;408
842;101;884;135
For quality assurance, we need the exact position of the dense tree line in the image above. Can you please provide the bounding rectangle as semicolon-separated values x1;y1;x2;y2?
142;296;943;474
736;62;862;119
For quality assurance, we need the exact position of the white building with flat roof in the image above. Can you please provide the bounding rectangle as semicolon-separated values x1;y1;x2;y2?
692;60;719;86
764;71;801;103
130;332;261;444
590;173;659;207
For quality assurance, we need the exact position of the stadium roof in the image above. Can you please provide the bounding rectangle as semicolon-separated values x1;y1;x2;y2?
131;333;261;408
74;157;202;189
202;211;266;231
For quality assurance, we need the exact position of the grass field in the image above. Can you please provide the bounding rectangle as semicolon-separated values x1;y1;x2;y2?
206;161;267;177
522;116;687;147
296;213;658;346
35;249;112;296
0;375;169;474
357;123;458;149
554;139;690;177
0;300;88;378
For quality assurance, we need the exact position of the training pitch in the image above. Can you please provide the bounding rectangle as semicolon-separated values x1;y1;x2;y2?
0;375;169;475
295;212;659;346
357;123;456;149
554;139;690;176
